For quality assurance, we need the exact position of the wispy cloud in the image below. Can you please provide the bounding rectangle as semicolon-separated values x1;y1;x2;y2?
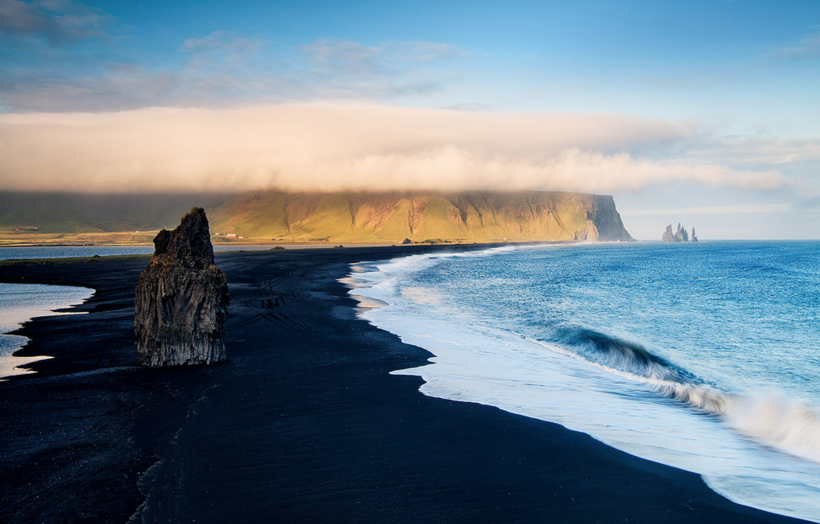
180;30;264;54
0;32;463;112
0;0;108;43
677;135;820;191
444;102;489;111
297;38;460;99
771;32;820;61
394;41;460;61
302;38;380;66
621;204;794;216
0;103;785;193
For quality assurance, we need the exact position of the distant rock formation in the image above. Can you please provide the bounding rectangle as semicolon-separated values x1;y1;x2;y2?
662;223;697;243
134;208;229;366
662;225;675;242
674;223;689;242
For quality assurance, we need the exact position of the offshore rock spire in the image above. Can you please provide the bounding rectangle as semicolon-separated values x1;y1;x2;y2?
662;223;697;242
134;208;229;366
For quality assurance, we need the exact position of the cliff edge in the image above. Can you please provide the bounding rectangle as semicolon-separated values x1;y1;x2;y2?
210;190;634;243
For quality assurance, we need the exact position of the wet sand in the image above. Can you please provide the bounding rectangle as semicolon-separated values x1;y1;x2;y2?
0;246;807;523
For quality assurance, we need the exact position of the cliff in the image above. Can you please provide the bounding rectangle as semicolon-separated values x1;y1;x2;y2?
134;208;229;366
0;191;231;233
209;190;634;243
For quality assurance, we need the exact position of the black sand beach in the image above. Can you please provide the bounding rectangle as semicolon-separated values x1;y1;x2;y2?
0;246;806;523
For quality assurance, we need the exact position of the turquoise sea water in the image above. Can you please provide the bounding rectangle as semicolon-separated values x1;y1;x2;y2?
347;241;820;522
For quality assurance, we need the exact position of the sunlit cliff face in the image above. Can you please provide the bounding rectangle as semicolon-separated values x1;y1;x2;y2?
0;102;782;194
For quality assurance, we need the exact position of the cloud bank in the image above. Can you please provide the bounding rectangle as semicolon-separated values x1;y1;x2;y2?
0;103;784;193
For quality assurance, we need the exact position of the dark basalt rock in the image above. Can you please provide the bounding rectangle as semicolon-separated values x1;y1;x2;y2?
134;208;229;366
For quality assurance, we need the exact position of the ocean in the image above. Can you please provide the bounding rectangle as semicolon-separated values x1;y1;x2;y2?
346;241;820;522
0;283;93;380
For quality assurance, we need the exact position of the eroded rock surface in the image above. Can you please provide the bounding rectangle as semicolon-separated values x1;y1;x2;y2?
135;208;229;366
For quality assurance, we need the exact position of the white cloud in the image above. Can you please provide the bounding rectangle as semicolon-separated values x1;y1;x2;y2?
0;103;785;194
302;38;380;65
688;136;820;166
621;204;794;216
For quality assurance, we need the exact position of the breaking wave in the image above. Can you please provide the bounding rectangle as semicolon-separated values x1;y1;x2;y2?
540;326;820;464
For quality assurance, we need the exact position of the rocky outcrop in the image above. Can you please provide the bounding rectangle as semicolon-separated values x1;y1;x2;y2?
662;225;675;242
573;223;599;241
662;223;697;242
674;223;689;242
134;208;229;366
586;194;634;242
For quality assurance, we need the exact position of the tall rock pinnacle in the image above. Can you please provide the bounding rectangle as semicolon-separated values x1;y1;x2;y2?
662;223;697;242
134;208;229;366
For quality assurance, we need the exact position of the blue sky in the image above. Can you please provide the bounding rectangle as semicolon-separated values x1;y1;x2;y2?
1;0;819;238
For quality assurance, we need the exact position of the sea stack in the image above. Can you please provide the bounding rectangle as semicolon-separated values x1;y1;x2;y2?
674;223;689;242
662;223;697;242
134;208;229;366
662;225;675;242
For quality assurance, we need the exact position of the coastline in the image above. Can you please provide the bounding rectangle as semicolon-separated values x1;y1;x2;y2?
0;246;807;523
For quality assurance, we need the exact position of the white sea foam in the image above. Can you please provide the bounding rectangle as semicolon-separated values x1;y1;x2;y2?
343;245;820;523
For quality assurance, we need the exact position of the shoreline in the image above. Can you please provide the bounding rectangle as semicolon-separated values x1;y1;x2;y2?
0;246;808;523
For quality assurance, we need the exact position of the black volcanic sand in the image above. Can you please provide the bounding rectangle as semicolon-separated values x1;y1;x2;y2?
0;246;808;523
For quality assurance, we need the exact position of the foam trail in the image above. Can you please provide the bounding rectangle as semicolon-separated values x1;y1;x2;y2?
536;327;820;466
343;242;820;523
349;247;820;468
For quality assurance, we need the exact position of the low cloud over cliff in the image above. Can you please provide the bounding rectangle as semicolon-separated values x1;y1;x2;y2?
0;103;784;193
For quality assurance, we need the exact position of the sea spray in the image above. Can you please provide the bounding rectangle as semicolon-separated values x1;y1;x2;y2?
344;241;820;522
537;329;820;463
727;392;820;464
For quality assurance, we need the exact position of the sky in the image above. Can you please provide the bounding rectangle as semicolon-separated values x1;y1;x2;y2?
0;0;819;239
